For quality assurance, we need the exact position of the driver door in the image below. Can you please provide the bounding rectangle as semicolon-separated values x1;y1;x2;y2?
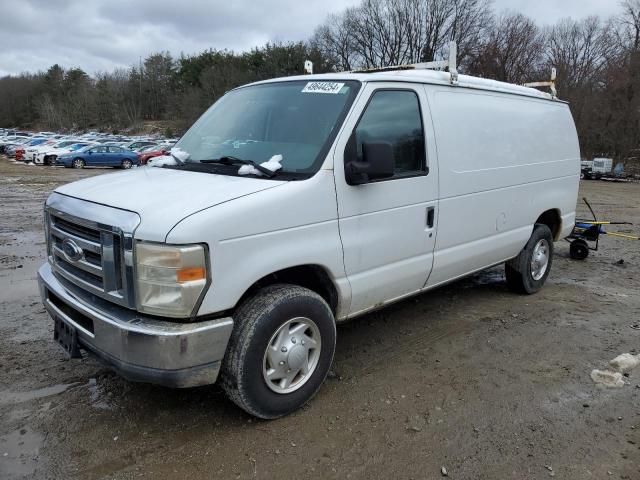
88;146;107;165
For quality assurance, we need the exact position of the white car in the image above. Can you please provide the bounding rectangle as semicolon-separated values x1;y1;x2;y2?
38;65;580;418
25;139;61;163
36;141;95;165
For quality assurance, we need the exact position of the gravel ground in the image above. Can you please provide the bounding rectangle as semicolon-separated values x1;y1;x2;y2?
0;158;639;479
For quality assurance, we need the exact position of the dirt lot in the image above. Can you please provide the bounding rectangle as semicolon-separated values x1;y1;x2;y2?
0;158;639;480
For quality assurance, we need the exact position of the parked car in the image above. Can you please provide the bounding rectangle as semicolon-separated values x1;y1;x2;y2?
0;136;30;154
25;139;62;162
35;140;91;165
56;145;139;169
13;138;48;160
4;137;40;158
123;140;158;152
137;144;168;165
38;68;580;418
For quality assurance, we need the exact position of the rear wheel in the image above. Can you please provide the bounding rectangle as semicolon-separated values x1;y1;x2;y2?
221;284;336;419
505;224;554;294
72;158;85;169
121;159;133;169
569;239;589;260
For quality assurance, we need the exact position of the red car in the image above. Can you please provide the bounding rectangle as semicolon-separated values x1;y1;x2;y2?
137;145;168;165
14;147;25;161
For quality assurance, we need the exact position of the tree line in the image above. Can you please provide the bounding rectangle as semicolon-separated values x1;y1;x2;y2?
0;0;639;160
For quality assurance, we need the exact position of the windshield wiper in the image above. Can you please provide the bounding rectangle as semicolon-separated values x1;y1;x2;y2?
200;156;277;178
171;152;185;165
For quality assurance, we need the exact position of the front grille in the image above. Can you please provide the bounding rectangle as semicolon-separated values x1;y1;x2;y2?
53;216;101;242
46;205;136;309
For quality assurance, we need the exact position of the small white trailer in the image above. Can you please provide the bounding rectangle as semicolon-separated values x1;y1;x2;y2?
592;158;613;177
582;158;613;180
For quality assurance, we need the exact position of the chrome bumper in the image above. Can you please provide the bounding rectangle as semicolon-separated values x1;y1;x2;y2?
38;263;233;388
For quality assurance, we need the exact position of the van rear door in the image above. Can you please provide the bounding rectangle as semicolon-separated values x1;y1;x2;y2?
333;83;439;317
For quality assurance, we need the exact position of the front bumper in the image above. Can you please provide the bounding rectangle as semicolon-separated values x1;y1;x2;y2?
38;263;233;388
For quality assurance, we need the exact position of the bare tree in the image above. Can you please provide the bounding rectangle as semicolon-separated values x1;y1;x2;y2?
545;17;613;93
467;12;544;84
312;12;358;70
620;0;640;50
312;0;492;70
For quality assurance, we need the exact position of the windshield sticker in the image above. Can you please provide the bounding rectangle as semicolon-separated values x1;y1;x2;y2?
302;82;346;94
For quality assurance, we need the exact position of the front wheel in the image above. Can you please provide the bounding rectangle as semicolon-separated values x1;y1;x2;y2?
505;224;554;294
72;158;85;169
221;284;336;419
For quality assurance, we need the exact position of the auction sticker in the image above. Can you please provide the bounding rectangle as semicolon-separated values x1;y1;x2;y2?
302;82;346;94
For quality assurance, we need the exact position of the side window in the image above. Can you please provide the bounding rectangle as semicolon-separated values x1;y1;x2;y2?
108;146;122;153
354;90;426;178
93;146;107;153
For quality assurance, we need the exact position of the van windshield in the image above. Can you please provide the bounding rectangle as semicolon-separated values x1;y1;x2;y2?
175;80;360;178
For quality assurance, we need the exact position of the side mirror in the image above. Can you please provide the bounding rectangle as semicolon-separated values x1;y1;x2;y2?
344;140;394;185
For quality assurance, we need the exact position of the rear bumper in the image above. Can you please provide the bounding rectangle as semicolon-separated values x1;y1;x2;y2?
38;263;233;388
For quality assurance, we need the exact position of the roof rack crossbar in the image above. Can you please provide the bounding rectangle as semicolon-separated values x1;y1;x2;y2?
352;41;459;85
524;68;557;98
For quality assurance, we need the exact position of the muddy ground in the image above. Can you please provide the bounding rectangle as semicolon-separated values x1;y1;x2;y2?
0;158;638;480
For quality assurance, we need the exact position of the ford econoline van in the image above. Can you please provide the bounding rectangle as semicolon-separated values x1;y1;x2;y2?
39;68;580;418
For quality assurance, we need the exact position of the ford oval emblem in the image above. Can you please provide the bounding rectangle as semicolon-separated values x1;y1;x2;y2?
62;238;83;262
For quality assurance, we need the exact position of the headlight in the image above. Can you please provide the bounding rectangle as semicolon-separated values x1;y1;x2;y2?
135;242;209;318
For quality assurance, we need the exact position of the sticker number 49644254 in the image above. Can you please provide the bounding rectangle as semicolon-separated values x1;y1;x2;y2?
301;82;345;94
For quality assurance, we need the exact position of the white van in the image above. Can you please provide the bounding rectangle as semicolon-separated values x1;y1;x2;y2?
38;68;580;418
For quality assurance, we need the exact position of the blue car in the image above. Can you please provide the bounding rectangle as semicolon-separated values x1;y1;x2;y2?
57;145;140;169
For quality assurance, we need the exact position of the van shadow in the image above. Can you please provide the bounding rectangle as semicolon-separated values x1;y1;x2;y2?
88;266;510;426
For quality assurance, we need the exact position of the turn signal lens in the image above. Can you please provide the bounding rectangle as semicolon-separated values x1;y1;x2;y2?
177;267;206;283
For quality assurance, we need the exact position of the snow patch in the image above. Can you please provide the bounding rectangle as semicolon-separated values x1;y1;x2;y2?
590;369;625;388
609;353;640;373
238;154;283;176
148;147;190;167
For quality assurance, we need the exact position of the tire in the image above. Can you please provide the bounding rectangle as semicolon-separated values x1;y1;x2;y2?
221;284;336;419
121;159;133;169
505;224;554;294
569;239;589;260
72;158;85;169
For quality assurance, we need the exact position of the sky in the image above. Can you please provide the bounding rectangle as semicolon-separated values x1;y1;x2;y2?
0;0;622;77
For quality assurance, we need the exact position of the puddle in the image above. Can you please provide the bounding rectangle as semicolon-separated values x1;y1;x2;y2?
0;231;46;303
88;378;114;411
0;426;45;479
0;383;80;407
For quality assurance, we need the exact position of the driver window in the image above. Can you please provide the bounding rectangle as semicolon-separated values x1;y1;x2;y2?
354;90;426;178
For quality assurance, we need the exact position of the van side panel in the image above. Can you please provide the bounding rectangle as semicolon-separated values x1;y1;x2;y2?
425;87;580;287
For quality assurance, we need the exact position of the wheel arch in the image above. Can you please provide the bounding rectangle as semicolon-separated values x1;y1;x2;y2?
535;209;562;241
236;264;340;316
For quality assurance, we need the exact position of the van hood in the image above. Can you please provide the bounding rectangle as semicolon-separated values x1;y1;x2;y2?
55;167;286;241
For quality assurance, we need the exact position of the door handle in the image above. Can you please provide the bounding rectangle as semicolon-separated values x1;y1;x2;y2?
426;207;435;228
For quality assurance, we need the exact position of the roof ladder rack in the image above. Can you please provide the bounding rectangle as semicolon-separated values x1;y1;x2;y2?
524;68;557;97
412;41;458;85
352;41;459;85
